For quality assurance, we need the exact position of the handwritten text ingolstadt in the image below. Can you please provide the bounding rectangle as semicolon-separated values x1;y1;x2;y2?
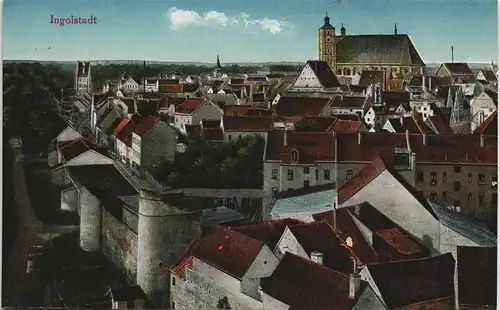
50;15;97;26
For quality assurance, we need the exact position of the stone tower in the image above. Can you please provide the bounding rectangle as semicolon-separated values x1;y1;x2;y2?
318;13;337;72
76;61;92;92
136;188;201;308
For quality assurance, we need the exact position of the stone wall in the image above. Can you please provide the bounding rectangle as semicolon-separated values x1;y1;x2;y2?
101;206;138;283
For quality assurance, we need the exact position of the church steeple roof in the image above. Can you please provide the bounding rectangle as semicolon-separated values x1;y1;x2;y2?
216;54;221;69
319;12;334;30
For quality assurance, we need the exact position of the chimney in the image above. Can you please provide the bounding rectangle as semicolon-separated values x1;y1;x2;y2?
422;73;426;92
284;129;289;147
348;260;361;300
480;134;484;147
400;116;404;125
310;251;324;265
422;133;427;146
357;132;362;145
451;46;454;63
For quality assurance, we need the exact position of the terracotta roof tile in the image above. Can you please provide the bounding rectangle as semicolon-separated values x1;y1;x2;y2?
288;221;360;273
112;118;130;137
375;228;423;255
59;138;91;162
474;110;497;135
336;132;408;163
265;131;335;164
366;253;455;309
246;107;273;116
330;96;366;109
261;252;367;310
330;119;363;132
176;98;204;114
231;218;304;250
225;105;254;116
305;60;341;88
171;255;194;277
191;225;264;279
160;84;184;93
457;246;497;307
222;115;273;132
274;96;332;117
132;115;159;136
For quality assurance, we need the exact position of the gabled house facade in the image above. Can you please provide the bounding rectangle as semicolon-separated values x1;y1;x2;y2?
174;98;224;134
289;60;341;92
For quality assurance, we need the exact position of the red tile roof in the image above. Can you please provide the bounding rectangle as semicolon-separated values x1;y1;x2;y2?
265;131;335;164
337;156;438;218
305;60;341;88
474;110;497;135
171;255;194;277
274;96;332;117
157;96;185;109
160;84;184;93
330;119;363;132
231;218;304;250
289;221;361;273
202;128;223;141
294;116;337;131
261;252;367;310
246;107;273;117
457;246;497;307
201;120;220;129
222;115;273;132
175;98;205;114
59;138;91;162
132;115;159;136
191;225;264;279
366;253;455;309
336;132;408;163
330;96;366;109
375;228;423;255
225;105;254;116
113;118;130;136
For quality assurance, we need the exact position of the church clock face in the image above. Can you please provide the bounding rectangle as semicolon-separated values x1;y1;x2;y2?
325;36;332;43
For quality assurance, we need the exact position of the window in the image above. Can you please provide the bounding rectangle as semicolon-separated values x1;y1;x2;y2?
468;193;473;203
346;169;353;180
303;180;310;188
430;193;437;201
430;172;437;186
315;169;319;180
303;167;310;174
287;170;294;181
479;192;485;205
468;173;472;183
272;188;278;197
454;181;461;192
416;171;424;182
454;166;461;173
442;172;447;183
478;174;485;185
271;169;278;179
291;150;299;162
324;170;331;180
172;277;176;286
443;191;447;201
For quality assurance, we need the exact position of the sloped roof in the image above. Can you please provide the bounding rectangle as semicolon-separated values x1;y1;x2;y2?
358;70;385;87
132;115;160;136
480;69;498;82
474;110;497;135
288;221;359;274
366;253;455;309
305;60;341;88
336;35;425;65
232;218;304;250
338;156;438;219
330;95;366;108
457;246;497;307
191;225;264;279
261;252;367;310
222;115;273;132
59;138;91;162
442;63;473;76
274;96;332;117
175;98;205;114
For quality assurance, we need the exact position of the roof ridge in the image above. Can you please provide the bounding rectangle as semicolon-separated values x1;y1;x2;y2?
282;251;350;278
367;252;453;268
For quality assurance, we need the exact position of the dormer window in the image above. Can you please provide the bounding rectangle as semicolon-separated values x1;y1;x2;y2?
291;149;299;162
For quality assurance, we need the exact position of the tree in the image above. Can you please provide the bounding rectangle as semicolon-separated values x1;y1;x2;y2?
294;117;322;132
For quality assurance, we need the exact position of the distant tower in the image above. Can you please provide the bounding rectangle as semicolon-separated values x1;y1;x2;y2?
340;23;346;36
76;61;92;92
136;188;201;308
394;23;398;35
318;13;337;72
213;55;222;78
217;54;221;69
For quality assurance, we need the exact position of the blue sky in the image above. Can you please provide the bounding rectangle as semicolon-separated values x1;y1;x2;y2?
3;0;498;63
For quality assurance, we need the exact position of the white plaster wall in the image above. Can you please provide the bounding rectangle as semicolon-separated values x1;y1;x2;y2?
291;64;323;90
61;187;78;212
65;150;113;166
191;102;223;125
342;170;441;253
278;162;336;192
191;257;241;295
116;139;129;164
274;227;307;259
174;114;193;133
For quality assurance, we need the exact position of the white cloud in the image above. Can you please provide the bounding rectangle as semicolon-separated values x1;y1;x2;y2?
166;8;292;35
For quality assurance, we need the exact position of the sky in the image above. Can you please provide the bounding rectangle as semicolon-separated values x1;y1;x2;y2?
2;0;499;63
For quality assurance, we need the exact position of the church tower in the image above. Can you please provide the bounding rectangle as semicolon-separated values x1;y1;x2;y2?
318;13;337;72
76;61;92;92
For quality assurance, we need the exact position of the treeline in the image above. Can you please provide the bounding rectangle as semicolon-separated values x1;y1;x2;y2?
3;63;69;152
269;64;302;72
154;135;265;189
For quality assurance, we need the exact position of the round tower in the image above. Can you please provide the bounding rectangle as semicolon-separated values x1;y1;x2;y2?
136;188;201;308
79;186;102;252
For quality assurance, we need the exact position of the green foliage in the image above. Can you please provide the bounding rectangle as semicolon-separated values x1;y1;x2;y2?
3;62;70;151
294;117;322;132
154;135;264;189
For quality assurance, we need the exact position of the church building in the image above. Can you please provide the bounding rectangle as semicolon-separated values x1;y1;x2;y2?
318;13;426;80
76;61;92;92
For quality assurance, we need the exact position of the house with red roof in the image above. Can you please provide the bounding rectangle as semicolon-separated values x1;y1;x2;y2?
359;253;456;309
174;98;223;134
48;125;84;167
470;89;497;132
128;115;177;172
221;115;273;142
289;60;342;92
